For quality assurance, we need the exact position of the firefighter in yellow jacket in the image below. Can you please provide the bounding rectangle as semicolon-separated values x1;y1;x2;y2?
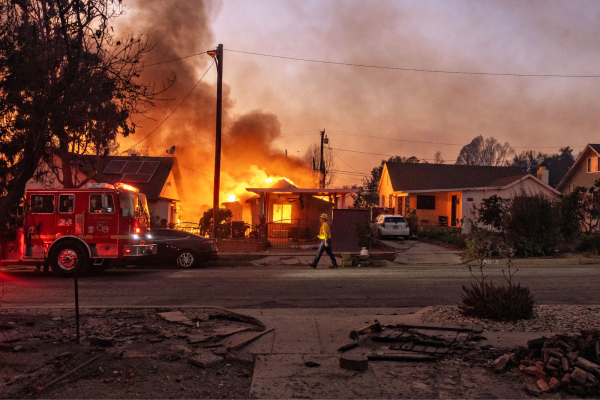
310;213;338;269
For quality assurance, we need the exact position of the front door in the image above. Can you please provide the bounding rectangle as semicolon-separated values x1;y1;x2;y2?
86;192;119;258
451;195;458;227
27;193;56;258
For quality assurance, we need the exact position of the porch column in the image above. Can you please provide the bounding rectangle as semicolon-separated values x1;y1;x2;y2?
265;193;270;222
259;193;264;218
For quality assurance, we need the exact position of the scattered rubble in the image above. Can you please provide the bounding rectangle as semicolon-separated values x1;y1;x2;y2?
188;352;224;369
369;323;483;356
490;329;600;397
340;354;369;371
0;308;259;399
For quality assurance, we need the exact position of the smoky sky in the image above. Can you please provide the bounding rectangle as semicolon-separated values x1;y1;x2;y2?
118;0;600;188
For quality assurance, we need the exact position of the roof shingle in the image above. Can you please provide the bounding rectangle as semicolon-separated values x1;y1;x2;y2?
385;163;525;192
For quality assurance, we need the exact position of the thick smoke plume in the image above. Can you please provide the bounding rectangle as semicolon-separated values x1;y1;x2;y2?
117;0;317;222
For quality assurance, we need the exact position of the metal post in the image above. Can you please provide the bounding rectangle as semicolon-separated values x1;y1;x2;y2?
212;44;223;239
74;264;80;344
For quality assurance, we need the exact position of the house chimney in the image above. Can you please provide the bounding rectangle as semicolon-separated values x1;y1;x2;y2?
537;164;549;185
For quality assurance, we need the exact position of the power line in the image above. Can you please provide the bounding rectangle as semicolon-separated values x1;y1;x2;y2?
121;61;215;154
180;165;213;178
330;149;367;175
336;170;367;176
327;129;463;147
225;49;600;79
144;51;213;67
330;147;454;162
278;129;322;138
326;129;584;150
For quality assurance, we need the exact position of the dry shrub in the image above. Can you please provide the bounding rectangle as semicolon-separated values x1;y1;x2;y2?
459;280;535;321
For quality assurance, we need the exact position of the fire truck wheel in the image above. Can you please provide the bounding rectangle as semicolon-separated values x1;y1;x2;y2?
50;241;90;277
176;250;196;268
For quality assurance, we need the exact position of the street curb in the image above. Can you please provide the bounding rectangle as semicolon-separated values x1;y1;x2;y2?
466;258;600;266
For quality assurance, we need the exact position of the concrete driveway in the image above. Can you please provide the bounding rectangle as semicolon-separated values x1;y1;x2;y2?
381;240;464;265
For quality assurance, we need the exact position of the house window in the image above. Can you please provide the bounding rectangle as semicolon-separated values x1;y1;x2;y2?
588;158;592;173
30;195;55;214
381;195;385;207
416;195;436;210
272;204;291;223
58;195;74;213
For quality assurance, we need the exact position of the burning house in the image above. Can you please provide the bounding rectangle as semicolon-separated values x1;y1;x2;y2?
219;178;359;250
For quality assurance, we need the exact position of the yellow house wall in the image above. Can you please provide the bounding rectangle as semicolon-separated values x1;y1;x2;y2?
378;166;395;207
406;191;462;227
158;170;180;201
562;147;600;194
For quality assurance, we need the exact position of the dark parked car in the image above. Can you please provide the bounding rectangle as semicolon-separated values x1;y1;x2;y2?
141;228;219;268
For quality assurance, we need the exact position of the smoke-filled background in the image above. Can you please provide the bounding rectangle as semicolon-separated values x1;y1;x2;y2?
116;0;318;222
117;0;600;215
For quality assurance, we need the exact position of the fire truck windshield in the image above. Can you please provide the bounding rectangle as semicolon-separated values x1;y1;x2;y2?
119;192;150;220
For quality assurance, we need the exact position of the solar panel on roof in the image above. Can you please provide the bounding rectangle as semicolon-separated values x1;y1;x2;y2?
139;161;160;175
121;161;143;174
121;173;153;183
103;160;127;174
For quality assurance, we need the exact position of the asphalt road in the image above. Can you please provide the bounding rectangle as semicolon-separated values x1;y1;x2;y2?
1;263;600;308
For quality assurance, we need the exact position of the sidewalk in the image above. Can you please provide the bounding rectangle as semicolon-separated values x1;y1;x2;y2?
228;307;541;399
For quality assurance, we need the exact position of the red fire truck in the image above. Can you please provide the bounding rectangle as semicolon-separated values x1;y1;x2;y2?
0;182;157;276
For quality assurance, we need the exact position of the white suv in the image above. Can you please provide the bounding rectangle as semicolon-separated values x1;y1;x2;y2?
371;214;410;240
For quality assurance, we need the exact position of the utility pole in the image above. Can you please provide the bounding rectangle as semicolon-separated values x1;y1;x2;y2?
319;129;328;188
211;44;223;239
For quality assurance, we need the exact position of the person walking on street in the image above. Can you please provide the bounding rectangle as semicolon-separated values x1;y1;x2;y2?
310;213;338;269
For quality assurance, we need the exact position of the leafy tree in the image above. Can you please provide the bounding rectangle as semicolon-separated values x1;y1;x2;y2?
504;193;559;256
559;181;600;234
544;147;575;188
511;150;547;175
455;136;515;166
511;147;575;188
303;143;336;188
0;0;169;223
200;208;233;238
434;151;444;164
476;195;511;232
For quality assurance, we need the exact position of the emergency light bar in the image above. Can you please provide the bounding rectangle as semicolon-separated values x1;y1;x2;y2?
114;182;139;192
87;183;115;189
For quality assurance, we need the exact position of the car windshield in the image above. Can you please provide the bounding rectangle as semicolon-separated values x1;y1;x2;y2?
119;192;150;219
384;217;405;223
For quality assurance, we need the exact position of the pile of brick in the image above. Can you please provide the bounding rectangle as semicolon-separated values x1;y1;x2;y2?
497;329;600;397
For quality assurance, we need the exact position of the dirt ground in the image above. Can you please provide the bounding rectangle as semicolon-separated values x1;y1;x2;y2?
0;307;585;399
0;308;258;399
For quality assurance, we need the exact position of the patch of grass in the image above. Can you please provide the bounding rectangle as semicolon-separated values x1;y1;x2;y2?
418;228;466;249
